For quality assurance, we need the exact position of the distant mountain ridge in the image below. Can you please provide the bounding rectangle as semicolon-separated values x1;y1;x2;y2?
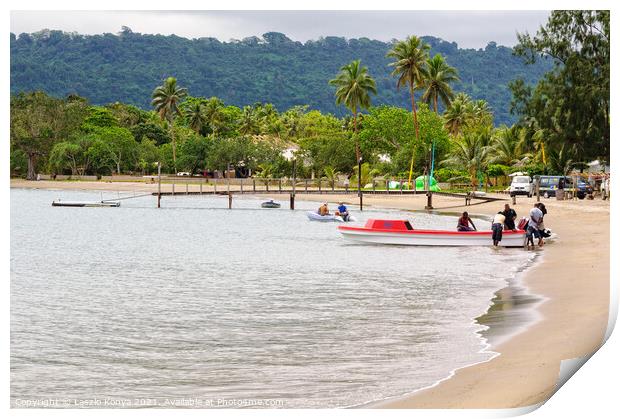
10;29;552;125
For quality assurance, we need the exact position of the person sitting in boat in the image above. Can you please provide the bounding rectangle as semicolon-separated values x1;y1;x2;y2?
318;203;330;216
335;202;350;221
457;211;477;231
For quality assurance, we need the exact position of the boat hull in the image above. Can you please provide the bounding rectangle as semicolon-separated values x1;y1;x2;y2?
339;227;526;247
307;211;344;222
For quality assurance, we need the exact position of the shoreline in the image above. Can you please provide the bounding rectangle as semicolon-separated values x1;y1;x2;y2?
10;179;610;409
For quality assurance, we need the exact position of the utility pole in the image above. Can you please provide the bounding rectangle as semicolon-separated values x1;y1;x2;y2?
291;158;297;210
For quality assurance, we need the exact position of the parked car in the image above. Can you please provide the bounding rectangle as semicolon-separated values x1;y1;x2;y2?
176;172;191;176
509;175;533;197
534;176;592;199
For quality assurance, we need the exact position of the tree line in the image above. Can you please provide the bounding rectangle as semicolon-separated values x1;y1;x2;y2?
11;11;609;190
10;27;554;126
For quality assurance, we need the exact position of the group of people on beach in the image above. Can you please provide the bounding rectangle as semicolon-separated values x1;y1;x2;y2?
457;202;548;248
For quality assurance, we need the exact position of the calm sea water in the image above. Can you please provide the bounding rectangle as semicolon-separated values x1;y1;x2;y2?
11;188;535;408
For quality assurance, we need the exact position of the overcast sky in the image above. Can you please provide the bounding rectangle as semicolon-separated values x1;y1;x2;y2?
10;10;550;49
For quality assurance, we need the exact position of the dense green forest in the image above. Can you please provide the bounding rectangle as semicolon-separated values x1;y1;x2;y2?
10;29;552;126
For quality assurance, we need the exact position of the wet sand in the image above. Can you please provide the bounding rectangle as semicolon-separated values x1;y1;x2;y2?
11;179;611;408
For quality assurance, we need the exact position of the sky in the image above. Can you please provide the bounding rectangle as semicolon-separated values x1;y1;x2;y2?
10;10;551;49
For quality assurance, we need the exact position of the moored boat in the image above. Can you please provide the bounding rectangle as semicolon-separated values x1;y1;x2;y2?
51;200;121;208
261;200;281;208
338;219;526;247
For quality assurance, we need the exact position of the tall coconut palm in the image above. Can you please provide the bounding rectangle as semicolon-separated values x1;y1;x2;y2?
386;36;430;184
329;59;377;160
422;54;459;113
151;77;187;171
443;93;470;137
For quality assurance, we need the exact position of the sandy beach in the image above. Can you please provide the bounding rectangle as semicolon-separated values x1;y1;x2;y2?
10;178;611;409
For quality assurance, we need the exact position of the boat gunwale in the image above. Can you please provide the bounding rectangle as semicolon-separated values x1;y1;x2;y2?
338;225;526;236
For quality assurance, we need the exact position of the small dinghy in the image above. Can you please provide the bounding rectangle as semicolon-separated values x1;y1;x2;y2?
306;211;356;222
307;211;344;222
261;200;281;208
52;200;121;208
339;219;526;247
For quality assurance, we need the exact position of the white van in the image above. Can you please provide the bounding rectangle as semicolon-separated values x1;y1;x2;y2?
510;175;533;197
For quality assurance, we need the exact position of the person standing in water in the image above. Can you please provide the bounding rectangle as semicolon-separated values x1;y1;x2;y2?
492;211;506;246
527;203;544;248
457;212;477;231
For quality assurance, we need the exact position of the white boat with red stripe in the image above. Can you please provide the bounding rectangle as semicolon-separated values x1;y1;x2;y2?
338;219;527;247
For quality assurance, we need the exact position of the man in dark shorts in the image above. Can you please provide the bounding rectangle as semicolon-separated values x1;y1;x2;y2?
491;212;506;246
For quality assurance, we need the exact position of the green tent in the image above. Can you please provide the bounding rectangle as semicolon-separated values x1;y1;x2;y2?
415;175;440;192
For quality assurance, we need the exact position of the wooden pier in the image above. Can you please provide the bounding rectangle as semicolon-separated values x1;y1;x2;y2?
150;177;506;210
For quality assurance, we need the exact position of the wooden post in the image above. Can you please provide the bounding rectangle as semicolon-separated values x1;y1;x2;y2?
358;157;363;211
512;194;517;205
291;160;297;209
292;159;297;196
157;162;161;208
214;178;217;193
400;179;404;194
318;179;321;193
228;193;232;209
200;183;202;195
253;178;256;192
305;179;308;193
425;191;433;209
240;178;244;194
536;178;540;202
227;177;230;194
172;181;175;195
386;179;390;195
279;178;282;192
372;180;376;193
186;182;189;195
266;179;269;192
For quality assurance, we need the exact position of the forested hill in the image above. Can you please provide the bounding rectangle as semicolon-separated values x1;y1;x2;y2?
10;29;552;125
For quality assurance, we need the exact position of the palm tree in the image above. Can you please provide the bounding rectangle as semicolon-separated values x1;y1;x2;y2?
151;77;187;171
467;99;493;126
351;162;380;188
490;126;527;166
322;166;341;189
238;106;259;135
443;93;470;137
422;54;459;113
386;36;430;185
442;130;491;190
547;144;576;175
204;97;225;137
328;59;377;160
185;102;205;134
